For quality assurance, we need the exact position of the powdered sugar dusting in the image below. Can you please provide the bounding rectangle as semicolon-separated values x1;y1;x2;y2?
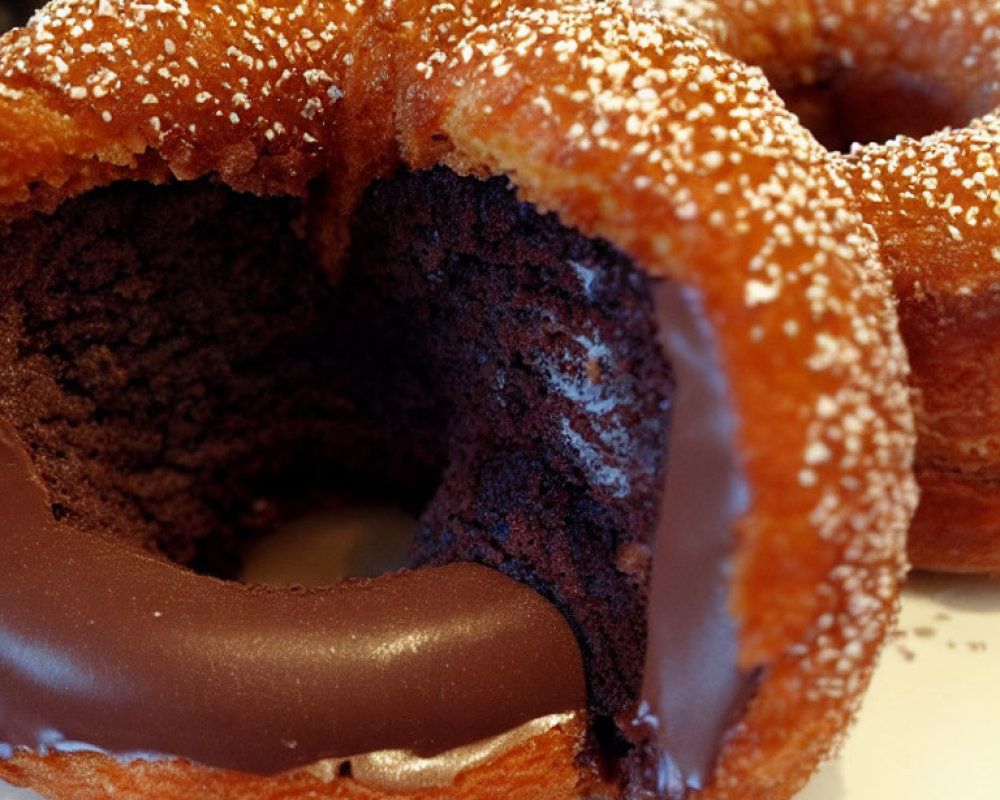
0;2;918;797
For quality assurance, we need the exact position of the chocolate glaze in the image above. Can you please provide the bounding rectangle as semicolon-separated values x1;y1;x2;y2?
636;281;755;798
0;422;586;774
0;172;669;725
0;172;754;795
307;711;581;791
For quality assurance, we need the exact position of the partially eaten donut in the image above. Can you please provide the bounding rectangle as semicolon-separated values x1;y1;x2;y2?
0;2;915;799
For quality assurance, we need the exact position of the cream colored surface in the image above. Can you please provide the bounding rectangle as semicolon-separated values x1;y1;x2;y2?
796;573;1000;800
238;507;416;587
1;574;998;800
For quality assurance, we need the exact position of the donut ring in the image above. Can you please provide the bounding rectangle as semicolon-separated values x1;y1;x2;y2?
851;122;1000;573
0;2;915;800
643;0;1000;572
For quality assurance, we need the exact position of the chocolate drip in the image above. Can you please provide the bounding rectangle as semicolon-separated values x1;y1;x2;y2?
0;423;586;774
636;281;754;797
0;172;668;726
0;173;752;792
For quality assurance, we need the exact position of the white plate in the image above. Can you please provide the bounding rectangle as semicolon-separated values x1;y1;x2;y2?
795;572;1000;800
2;574;998;800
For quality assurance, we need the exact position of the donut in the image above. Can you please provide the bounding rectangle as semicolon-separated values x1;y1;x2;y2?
0;2;915;800
844;4;1000;573
851;126;1000;574
641;0;1000;572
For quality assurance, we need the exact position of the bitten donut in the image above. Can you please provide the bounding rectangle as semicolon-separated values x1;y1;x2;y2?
0;2;915;800
644;0;1000;572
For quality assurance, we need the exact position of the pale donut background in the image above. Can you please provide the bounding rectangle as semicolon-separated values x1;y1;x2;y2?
1;575;998;800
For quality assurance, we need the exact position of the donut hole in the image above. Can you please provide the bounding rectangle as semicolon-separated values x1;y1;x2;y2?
239;505;416;586
2;178;451;585
770;61;983;151
0;168;672;720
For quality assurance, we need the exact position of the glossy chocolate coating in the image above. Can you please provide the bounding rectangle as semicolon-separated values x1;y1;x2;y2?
638;281;754;798
0;174;751;796
0;423;586;774
0;171;667;727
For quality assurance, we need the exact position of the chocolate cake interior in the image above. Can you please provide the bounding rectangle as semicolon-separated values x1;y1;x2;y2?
0;167;672;737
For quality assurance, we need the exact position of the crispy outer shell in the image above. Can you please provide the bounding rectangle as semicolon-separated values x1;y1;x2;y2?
0;721;608;800
645;0;1000;572
852;119;1000;573
0;1;915;798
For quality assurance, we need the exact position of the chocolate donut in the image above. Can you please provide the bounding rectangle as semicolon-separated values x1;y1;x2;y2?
0;1;915;799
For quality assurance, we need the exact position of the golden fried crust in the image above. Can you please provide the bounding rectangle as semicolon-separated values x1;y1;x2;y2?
646;0;1000;572
0;1;916;798
852;120;1000;573
820;0;1000;574
0;722;608;800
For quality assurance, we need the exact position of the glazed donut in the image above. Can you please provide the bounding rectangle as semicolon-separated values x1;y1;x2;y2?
0;2;915;800
643;0;1000;572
